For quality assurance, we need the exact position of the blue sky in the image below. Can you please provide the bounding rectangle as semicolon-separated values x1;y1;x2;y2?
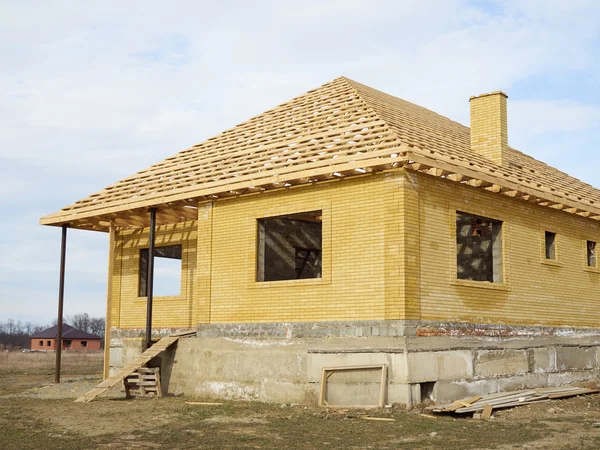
1;0;599;325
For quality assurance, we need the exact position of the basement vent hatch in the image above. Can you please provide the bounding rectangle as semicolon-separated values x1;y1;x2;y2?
256;210;322;282
456;212;503;283
139;244;182;297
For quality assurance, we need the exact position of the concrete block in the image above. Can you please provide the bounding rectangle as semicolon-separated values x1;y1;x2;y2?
261;380;309;404
555;347;597;371
204;349;305;382
407;350;473;382
109;346;123;368
122;338;144;365
389;354;409;383
434;379;499;404
386;383;412;406
195;381;261;401
548;370;599;387
532;347;557;373
497;373;548;392
475;349;528;377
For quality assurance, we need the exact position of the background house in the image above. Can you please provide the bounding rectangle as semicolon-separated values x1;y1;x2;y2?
41;77;600;405
30;324;102;351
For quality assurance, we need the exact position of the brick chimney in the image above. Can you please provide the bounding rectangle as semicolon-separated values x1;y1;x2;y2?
469;91;508;166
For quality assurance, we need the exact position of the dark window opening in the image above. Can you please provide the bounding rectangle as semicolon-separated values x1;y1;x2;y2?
47;340;51;346
545;231;556;260
39;340;43;347
81;341;87;348
257;211;322;282
139;244;182;297
420;382;436;402
587;241;597;268
456;212;503;283
64;340;72;349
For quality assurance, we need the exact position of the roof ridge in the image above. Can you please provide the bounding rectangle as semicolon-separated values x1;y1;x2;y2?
342;77;470;132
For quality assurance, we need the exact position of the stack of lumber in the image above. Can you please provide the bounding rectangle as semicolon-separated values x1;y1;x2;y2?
428;386;598;417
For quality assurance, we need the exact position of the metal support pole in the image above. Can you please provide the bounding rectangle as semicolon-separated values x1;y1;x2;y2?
55;224;68;384
145;208;157;349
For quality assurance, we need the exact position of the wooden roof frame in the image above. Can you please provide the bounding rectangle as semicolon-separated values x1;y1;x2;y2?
40;77;600;232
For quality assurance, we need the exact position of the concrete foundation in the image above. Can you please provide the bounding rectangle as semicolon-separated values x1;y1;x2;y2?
109;320;600;407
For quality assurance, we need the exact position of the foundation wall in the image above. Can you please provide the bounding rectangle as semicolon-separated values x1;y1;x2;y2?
109;321;600;406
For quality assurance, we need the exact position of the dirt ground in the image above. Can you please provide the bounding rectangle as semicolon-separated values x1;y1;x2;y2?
2;354;600;449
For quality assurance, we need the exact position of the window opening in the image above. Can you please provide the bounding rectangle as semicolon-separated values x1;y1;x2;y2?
420;382;436;402
64;340;72;349
81;341;87;348
545;231;556;260
47;340;51;346
456;212;503;283
587;241;597;268
39;340;43;346
257;211;322;282
139;244;182;297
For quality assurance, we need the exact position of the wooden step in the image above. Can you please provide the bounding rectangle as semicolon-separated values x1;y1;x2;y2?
74;335;182;403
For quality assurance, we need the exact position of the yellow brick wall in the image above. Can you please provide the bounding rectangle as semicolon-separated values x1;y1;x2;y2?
112;221;198;328
416;172;600;327
206;172;403;323
470;92;508;166
112;172;404;327
110;168;600;329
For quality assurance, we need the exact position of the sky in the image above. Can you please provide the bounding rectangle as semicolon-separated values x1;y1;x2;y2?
1;0;599;325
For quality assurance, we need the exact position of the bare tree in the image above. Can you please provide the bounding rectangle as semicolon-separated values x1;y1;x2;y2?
66;313;91;333
88;317;105;337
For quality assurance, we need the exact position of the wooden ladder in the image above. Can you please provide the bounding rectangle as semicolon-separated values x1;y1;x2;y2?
74;332;193;403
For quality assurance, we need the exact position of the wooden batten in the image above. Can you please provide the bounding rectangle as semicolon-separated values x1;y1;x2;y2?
40;77;600;231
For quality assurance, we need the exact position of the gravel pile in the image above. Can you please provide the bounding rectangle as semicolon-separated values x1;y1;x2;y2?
2;376;123;400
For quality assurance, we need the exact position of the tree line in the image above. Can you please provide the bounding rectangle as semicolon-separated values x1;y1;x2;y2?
0;313;105;350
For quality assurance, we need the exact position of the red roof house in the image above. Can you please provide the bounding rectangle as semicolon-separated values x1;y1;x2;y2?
30;324;102;351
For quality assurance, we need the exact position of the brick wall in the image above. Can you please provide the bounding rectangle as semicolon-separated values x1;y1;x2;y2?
470;91;508;166
112;171;403;327
109;168;600;329
111;221;198;328
415;171;600;326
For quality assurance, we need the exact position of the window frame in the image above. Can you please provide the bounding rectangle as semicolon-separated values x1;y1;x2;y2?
255;210;323;283
584;240;598;272
544;231;557;261
540;229;562;267
453;209;508;289
249;203;332;289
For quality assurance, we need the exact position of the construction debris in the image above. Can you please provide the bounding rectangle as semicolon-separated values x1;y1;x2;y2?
428;387;598;418
185;401;224;406
361;416;395;422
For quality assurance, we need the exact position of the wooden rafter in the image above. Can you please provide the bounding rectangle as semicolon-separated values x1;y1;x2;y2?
40;77;600;231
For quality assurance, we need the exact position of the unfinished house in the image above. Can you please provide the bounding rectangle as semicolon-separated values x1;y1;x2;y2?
41;77;600;406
